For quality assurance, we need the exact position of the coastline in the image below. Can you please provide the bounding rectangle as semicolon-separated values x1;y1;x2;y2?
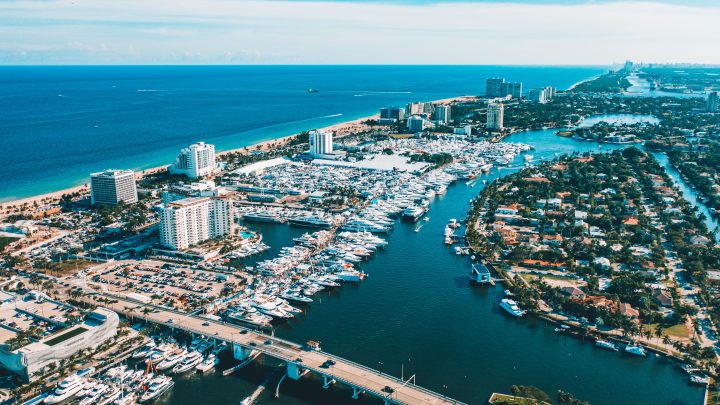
0;95;472;211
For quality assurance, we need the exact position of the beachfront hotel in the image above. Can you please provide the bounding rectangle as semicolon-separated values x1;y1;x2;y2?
89;169;138;206
170;141;217;179
158;196;234;250
309;129;334;158
486;103;505;130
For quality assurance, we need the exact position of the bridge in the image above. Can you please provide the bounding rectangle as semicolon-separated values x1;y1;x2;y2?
80;293;465;405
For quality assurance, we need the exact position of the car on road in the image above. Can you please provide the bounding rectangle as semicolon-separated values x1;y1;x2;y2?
201;322;210;326
382;386;394;394
264;339;273;345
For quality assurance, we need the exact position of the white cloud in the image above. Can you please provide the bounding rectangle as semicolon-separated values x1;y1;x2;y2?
0;0;719;64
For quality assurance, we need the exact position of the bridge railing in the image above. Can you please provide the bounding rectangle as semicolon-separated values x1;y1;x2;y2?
92;293;465;404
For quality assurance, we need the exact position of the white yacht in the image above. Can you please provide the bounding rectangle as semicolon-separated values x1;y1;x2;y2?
227;310;273;328
402;206;427;222
44;375;87;404
196;354;219;373
114;392;137;405
499;299;525;317
139;376;174;403
96;385;121;405
156;349;187;371
280;290;313;303
595;339;619;351
172;351;203;374
252;298;292;319
132;342;156;359
79;383;109;404
624;344;646;356
335;269;366;282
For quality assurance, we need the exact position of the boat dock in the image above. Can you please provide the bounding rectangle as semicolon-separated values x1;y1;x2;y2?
80;293;465;405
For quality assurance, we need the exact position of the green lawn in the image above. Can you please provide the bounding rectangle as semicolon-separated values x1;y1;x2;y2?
647;322;691;340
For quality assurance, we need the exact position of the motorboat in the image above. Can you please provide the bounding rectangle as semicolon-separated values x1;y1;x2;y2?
114;392;137;405
499;299;525;317
595;339;619;351
156;349;187;371
172;351;203;374
196;354;219;373
78;384;109;405
402;206;427;222
139;376;174;403
624;344;647;357
95;385;121;405
690;374;709;385
132;342;156;359
44;374;87;404
251;298;292;319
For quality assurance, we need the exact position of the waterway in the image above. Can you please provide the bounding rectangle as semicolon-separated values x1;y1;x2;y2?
155;125;705;405
651;152;720;243
625;73;706;99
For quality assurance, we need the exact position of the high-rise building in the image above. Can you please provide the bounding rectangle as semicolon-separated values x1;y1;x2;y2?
503;82;523;99
90;169;138;206
623;60;634;73
527;87;556;104
707;91;719;113
406;102;434;116
486;78;523;99
309;129;333;157
486;78;505;98
486;103;504;130
170;142;216;179
158;196;234;250
407;115;432;133
434;105;451;124
380;107;405;120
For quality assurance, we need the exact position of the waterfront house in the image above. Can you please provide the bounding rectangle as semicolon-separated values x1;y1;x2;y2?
653;289;674;307
560;286;587;300
618;303;640;320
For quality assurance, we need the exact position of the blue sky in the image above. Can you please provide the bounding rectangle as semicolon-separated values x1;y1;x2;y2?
1;0;719;65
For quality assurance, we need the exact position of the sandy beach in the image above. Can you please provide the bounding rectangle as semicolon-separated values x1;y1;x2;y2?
0;95;473;214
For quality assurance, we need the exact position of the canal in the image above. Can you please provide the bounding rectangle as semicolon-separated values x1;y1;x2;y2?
156;126;705;405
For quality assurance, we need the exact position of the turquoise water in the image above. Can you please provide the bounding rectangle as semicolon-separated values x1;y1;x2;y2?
0;65;607;202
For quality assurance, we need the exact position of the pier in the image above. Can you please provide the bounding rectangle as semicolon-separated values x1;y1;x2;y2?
80;292;465;405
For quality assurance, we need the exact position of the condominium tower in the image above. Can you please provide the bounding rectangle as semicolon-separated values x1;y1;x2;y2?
708;91;719;113
486;78;523;99
90;169;138;206
486;103;504;130
434;105;451;124
170;142;216;179
309;129;334;157
158;196;234;250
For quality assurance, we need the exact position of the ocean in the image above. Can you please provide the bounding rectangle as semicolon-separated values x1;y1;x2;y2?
0;65;606;202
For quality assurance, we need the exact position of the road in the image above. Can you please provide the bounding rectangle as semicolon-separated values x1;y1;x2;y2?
78;293;464;405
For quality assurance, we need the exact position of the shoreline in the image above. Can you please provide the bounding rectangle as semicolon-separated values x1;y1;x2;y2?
0;95;472;211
